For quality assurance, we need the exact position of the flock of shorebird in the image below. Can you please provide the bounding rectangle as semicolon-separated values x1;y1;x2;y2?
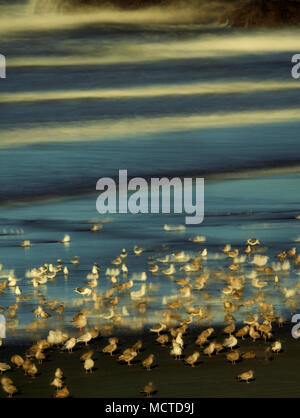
0;231;299;397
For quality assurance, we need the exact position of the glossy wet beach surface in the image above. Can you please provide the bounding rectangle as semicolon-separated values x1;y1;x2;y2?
1;173;300;340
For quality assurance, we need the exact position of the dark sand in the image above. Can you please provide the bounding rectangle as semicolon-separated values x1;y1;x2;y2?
0;324;299;398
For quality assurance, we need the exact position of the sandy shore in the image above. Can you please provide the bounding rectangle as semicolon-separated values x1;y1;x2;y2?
0;324;299;398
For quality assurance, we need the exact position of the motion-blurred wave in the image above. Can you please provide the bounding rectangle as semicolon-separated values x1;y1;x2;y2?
1;107;300;148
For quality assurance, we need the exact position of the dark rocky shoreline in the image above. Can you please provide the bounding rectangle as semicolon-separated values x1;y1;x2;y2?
228;0;300;27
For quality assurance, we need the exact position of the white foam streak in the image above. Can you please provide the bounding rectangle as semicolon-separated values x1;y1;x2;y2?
1;107;300;148
1;80;300;103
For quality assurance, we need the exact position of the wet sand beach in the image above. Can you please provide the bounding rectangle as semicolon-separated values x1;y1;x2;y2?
0;325;299;398
1;174;300;398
